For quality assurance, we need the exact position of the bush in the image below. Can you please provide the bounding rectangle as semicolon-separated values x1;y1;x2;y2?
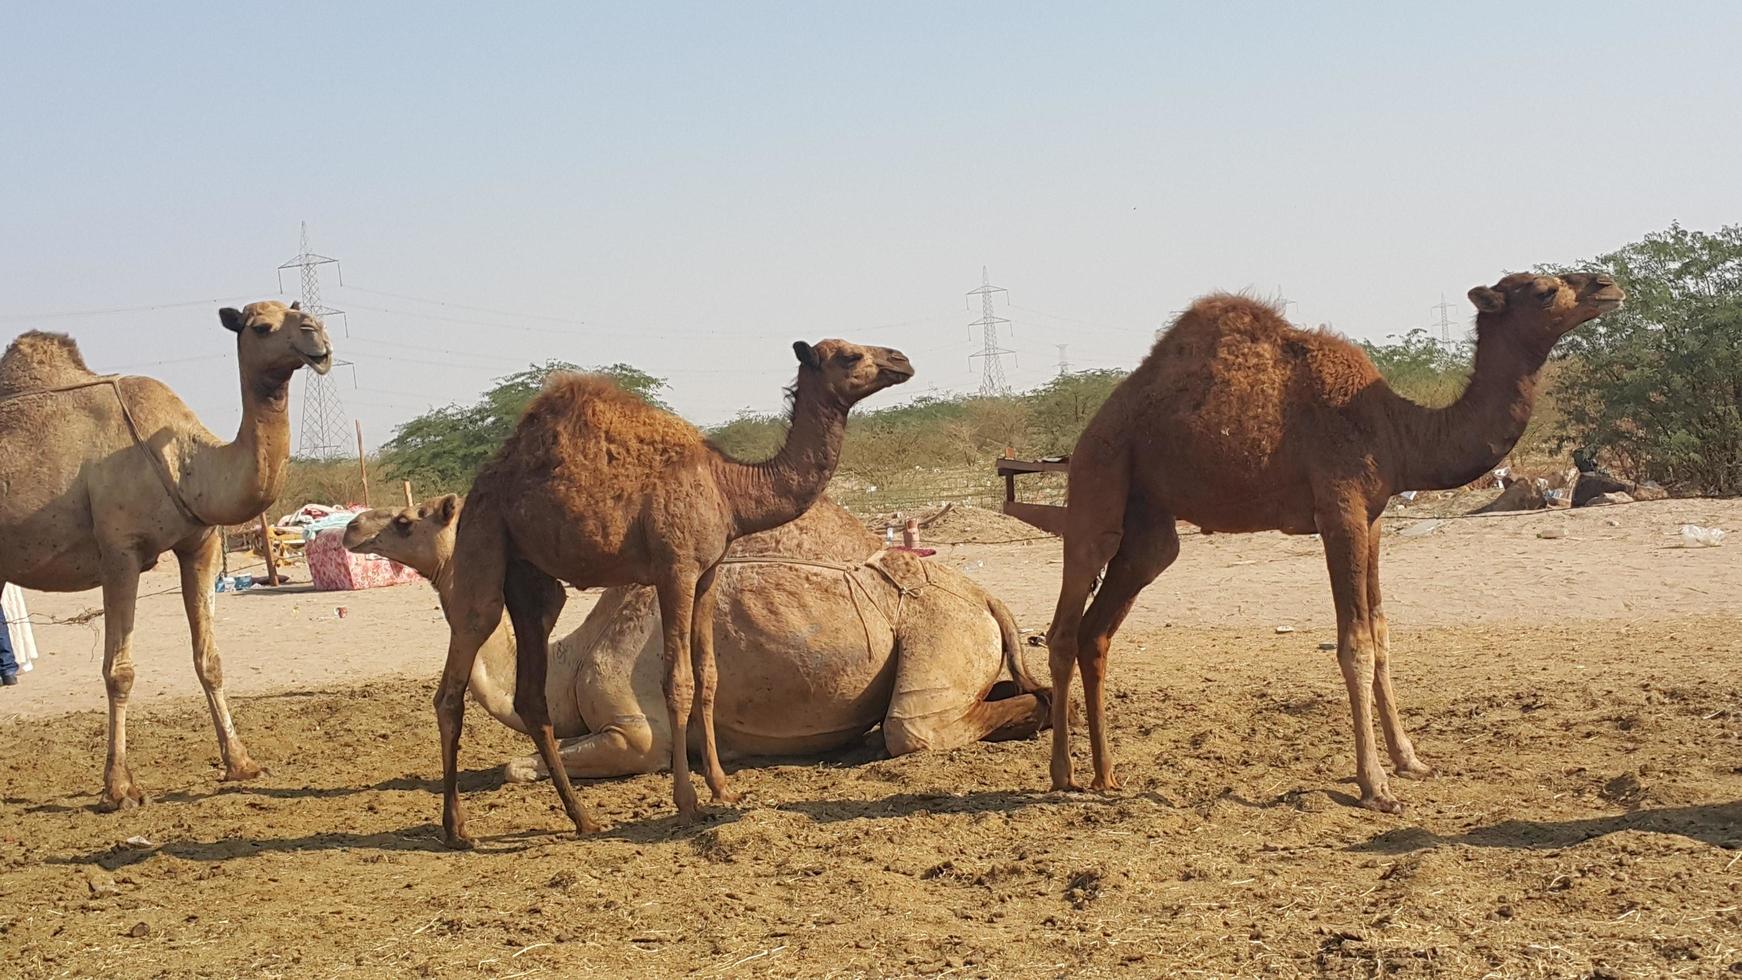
1547;223;1742;495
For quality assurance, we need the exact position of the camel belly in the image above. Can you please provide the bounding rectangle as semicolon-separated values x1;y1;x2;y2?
708;574;896;753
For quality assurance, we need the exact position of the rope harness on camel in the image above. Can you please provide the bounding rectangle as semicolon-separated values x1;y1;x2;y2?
0;376;210;527
713;550;983;659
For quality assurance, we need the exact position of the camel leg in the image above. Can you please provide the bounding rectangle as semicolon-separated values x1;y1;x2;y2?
883;613;1050;755
886;693;1047;755
655;575;702;823
1046;465;1131;792
1367;519;1432;779
503;559;598;837
504;718;661;782
1317;506;1398;814
1076;515;1180;792
176;532;260;782
96;559;145;811
690;564;737;804
436;620;489;849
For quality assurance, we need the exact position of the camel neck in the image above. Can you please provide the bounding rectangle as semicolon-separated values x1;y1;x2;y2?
185;361;296;527
1387;329;1549;491
710;374;847;538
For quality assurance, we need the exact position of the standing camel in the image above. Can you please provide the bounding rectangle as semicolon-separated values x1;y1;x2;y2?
1046;272;1624;813
0;302;333;809
440;340;911;847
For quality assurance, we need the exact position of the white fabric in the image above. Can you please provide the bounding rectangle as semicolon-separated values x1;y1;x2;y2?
2;583;37;672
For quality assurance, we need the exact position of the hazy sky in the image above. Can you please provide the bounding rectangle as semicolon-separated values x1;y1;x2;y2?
4;3;1739;450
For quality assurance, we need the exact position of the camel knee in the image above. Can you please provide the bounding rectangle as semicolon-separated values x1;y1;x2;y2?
192;650;223;688
883;718;934;757
662;673;695;716
104;663;135;701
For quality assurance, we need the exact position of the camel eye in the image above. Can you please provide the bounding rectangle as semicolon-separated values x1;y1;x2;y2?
393;517;412;534
252;322;272;335
839;351;863;366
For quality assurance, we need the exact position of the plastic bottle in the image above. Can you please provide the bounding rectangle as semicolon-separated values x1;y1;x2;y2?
1680;524;1726;548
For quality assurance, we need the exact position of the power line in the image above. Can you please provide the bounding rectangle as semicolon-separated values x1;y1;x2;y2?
0;295;259;323
279;223;351;460
965;266;1014;396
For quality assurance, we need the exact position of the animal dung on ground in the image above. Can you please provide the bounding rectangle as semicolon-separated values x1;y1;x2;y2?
1537;528;1567;540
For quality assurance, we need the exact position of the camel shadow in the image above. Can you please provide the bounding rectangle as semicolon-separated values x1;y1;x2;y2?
1349;800;1742;855
15;768;509;814
775;788;1141;823
51;806;753;869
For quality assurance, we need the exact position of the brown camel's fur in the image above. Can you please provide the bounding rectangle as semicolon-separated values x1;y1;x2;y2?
438;339;911;847
1046;272;1624;812
0;302;333;809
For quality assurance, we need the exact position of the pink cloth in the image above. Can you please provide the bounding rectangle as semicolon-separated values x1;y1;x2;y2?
305;529;422;591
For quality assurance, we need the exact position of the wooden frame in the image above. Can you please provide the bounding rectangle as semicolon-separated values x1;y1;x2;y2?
995;455;1069;535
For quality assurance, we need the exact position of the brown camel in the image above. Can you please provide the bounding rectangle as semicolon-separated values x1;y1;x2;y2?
1046;272;1624;812
439;340;912;847
345;495;1049;781
0;302;333;809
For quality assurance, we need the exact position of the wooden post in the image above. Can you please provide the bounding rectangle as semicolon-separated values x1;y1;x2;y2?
402;480;414;508
259;514;280;587
355;420;370;507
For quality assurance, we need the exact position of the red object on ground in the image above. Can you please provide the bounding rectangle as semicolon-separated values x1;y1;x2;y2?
305;529;422;591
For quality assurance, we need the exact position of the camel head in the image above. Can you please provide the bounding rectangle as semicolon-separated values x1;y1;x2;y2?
791;338;914;409
342;494;460;579
218;300;334;396
1466;272;1625;346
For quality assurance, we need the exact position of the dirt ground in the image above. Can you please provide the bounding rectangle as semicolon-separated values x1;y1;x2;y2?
2;499;1739;977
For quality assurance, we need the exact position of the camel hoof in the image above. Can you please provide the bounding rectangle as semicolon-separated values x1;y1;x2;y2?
98;784;147;812
1359;794;1405;816
1050;779;1087;794
710;788;741;806
443;830;477;851
576;819;604;836
222;761;264;782
1394;761;1434;780
502;759;543;784
1090;776;1121;794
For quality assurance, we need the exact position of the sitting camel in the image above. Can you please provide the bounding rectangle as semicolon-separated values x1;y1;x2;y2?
1046;272;1624;813
345;494;1050;779
0;303;333;808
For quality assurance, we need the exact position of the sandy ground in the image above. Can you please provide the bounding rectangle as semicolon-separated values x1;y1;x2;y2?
1;498;1738;977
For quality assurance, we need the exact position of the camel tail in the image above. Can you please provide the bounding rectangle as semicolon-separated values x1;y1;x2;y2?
988;594;1046;694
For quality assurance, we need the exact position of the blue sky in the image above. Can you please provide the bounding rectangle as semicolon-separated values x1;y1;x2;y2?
3;2;1738;448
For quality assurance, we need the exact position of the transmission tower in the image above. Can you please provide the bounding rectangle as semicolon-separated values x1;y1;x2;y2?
1055;344;1070;376
1431;294;1456;345
965;267;1014;395
277;223;348;459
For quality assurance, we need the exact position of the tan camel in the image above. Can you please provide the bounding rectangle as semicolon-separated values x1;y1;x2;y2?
440;340;912;847
1046;272;1624;812
346;494;1050;780
0;302;333;809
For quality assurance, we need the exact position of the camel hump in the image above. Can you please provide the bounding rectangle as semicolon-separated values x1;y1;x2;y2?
524;372;701;450
1175;293;1290;336
0;330;99;394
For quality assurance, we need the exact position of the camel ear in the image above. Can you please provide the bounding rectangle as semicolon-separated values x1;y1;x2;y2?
1467;286;1507;314
793;341;820;368
219;307;245;333
289;300;301;311
433;494;459;526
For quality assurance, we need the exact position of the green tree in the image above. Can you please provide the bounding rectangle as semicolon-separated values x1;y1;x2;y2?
383;360;671;490
1547;222;1742;494
1360;328;1471;406
1025;368;1128;454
